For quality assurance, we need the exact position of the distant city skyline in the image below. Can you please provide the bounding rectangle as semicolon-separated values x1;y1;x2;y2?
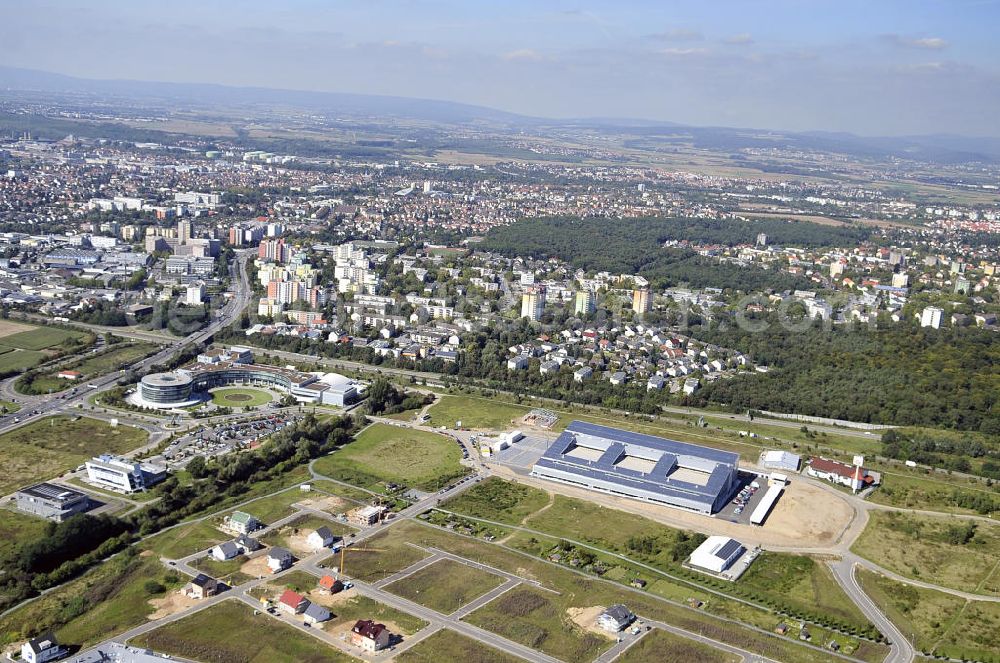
2;0;999;137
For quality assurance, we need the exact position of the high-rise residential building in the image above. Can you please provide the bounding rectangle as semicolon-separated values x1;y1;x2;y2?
258;238;289;263
920;306;943;329
521;285;545;321
575;289;596;315
632;287;651;316
756;232;768;247
177;219;192;245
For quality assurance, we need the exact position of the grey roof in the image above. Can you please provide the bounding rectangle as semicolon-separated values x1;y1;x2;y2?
215;541;239;557
303;602;331;622
269;547;293;560
18;482;87;503
314;526;334;540
191;573;215;587
531;421;739;513
601;604;633;624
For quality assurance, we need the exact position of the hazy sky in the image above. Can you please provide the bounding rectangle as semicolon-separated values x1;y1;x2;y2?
2;0;999;136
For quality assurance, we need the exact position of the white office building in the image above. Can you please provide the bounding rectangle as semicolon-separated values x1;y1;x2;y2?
85;455;166;494
920;306;943;329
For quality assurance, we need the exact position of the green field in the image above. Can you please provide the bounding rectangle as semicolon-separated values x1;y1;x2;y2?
857;568;1000;661
395;628;523;663
384;558;505;614
0;506;51;560
617;629;741;663
131;599;357;663
0;349;48;373
0;326;88;351
313;423;469;491
0;552;182;648
259;514;353;549
322;528;430;583
22;342;157;394
370;521;857;663
211;386;274;407
322;593;428;636
190;555;253;586
868;470;1000;516
441;476;551;524
141;520;228;559
0;399;21;414
220;488;307;525
0;415;149;495
852;511;1000;595
425;394;532;430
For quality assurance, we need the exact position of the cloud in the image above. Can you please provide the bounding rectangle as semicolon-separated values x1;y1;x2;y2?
502;48;543;62
725;33;754;45
647;28;704;42
882;34;949;50
660;47;710;57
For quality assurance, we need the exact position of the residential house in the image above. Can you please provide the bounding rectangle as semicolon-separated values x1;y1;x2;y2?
21;634;63;663
186;574;224;599
306;526;336;550
597;605;635;632
319;575;344;594
211;541;240;562
303;602;331;625
267;547;294;573
278;589;308;615
574;366;592;382
235;534;261;554
806;457;879;492
351;620;392;652
226;511;261;535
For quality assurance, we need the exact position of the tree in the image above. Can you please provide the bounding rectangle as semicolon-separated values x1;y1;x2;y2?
187;455;207;478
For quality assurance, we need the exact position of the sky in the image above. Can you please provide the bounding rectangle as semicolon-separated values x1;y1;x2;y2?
2;0;999;136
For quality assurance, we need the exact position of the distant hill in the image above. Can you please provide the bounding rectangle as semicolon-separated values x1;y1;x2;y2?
2;65;999;163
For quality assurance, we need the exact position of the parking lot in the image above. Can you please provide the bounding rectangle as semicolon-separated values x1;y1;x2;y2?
162;414;299;467
488;434;553;471
715;472;769;524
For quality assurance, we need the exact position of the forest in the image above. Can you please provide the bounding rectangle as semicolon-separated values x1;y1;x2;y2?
480;216;872;291
686;315;1000;434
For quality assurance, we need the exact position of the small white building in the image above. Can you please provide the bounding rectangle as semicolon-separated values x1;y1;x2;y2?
597;604;635;632
759;450;801;472
306;526;336;550
186;280;206;305
688;536;746;574
211;541;240;561
21;634;63;663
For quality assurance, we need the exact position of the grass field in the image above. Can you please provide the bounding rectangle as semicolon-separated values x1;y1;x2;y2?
131;599;357;663
384;559;505;614
190;555;254;586
323;593;428;636
617;629;741;663
0;415;149;495
0;552;182;648
378;521;857;663
211;386;274;407
313;423;469;491
425;395;532;430
0;506;51;560
395;628;523;663
23;342;157;394
868;470;1000;516
322;528;430;583
259;514;353;549
220;488;307;525
0;325;88;351
141;520;228;559
852;511;1000;595
440;476;551;524
0;399;20;414
0;349;48;373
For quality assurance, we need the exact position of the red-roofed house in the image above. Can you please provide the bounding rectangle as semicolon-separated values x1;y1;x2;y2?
806;457;878;492
277;589;308;615
318;575;344;594
351;619;391;652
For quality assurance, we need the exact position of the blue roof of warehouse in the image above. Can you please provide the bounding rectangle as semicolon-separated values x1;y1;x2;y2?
533;420;738;503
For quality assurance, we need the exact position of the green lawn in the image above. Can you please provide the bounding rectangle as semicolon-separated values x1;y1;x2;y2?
852;511;1000;595
211;386;274;407
395;628;523;663
259;514;353;549
0;326;88;351
321;528;430;583
384;559;505;614
141;520;229;559
617;629;740;663
189;555;253;586
868;470;1000;517
131;599;357;663
440;476;551;524
23;343;157;394
0;349;49;373
465;586;612;662
0;415;149;495
313;423;469;491
425;394;532;430
323;594;429;636
220;488;307;525
0;506;51;560
0;399;21;414
0;552;182;648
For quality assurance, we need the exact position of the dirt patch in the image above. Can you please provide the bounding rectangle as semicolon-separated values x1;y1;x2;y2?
284;531;318;556
240;555;274;579
299;494;352;512
306;586;359;608
148;590;199;620
567;606;615;639
497;465;856;553
139;549;154;558
0;320;35;338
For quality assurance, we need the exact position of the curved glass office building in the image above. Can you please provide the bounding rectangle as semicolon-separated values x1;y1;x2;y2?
140;372;194;405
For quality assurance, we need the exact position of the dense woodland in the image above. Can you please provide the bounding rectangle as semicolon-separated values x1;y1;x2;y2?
480;216;872;291
687;315;1000;434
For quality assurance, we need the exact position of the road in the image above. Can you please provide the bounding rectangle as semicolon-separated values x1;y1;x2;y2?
829;559;916;663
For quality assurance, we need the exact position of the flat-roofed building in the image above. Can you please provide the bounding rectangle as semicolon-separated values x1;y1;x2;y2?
531;421;739;514
688;536;746;574
15;482;90;522
85;455;166;494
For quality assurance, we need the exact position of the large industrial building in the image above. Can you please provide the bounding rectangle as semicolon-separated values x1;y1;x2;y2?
135;346;360;409
15;482;91;522
530;421;740;514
